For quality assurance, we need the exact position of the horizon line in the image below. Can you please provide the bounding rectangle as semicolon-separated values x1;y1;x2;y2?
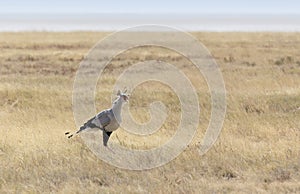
1;13;300;16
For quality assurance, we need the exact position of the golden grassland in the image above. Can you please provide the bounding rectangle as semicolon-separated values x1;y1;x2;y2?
0;32;299;193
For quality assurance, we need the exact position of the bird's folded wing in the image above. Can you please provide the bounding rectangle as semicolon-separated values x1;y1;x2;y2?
96;110;111;128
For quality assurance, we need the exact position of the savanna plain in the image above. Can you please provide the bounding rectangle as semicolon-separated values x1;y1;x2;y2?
0;32;299;193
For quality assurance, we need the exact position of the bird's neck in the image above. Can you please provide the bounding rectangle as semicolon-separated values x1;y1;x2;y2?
112;98;123;117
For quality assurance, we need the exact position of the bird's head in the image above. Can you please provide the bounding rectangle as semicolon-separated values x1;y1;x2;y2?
117;89;129;103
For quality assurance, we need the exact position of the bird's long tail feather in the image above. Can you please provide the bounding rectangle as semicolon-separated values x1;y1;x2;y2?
64;128;83;138
65;116;97;138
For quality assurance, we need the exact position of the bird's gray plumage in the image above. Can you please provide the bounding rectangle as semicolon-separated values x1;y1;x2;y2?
97;110;112;128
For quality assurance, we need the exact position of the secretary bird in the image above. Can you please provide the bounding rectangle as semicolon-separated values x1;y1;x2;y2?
65;89;129;146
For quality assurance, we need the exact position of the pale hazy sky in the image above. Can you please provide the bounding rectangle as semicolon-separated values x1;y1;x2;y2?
1;0;299;14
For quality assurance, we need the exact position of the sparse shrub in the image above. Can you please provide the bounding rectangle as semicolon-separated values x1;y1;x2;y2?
275;58;285;66
263;178;272;183
222;170;236;180
214;166;237;180
224;55;235;63
172;56;182;61
145;55;153;60
61;57;74;62
274;56;294;66
18;54;36;61
286;56;293;63
244;104;264;114
245;61;256;67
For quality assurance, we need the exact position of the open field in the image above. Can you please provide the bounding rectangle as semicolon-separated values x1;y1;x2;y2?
0;32;299;193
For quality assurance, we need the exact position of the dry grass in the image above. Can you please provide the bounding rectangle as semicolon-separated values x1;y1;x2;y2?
0;32;299;193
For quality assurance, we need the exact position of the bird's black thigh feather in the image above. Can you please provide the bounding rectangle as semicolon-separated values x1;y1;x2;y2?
103;130;113;146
